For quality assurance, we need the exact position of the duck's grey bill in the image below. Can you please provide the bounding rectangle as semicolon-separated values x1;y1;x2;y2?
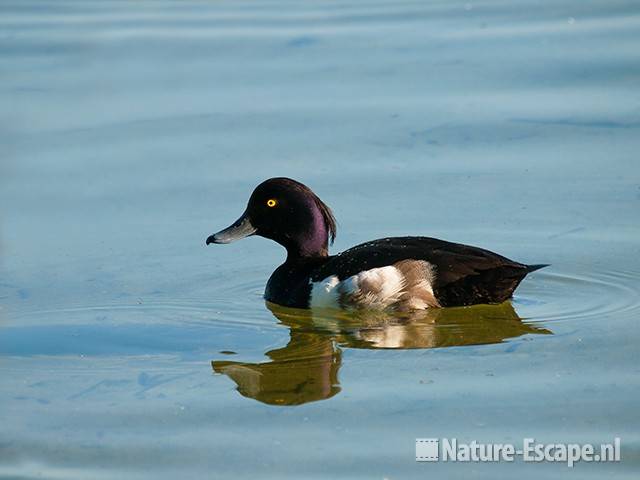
206;214;257;245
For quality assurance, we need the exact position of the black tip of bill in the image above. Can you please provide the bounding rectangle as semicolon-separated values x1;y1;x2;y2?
206;213;257;246
205;235;218;245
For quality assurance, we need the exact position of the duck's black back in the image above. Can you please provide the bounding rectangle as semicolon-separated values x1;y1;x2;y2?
309;236;540;307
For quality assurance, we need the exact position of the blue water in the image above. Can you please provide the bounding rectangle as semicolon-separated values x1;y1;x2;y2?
1;0;639;478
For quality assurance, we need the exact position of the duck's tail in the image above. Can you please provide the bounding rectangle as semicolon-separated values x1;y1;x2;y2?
526;264;550;273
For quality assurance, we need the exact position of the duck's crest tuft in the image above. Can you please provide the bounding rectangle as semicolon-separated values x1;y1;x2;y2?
274;177;337;245
313;192;337;245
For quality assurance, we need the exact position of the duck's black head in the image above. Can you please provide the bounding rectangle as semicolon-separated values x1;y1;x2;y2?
206;178;337;258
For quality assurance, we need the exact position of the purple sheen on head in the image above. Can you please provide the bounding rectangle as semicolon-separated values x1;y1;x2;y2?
245;177;337;259
297;204;330;257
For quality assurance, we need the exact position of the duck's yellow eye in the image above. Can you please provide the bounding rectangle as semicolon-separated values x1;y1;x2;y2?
266;199;277;208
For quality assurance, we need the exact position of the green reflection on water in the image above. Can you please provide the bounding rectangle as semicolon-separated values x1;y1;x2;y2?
212;303;550;406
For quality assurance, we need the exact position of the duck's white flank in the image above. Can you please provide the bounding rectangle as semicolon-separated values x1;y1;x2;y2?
309;274;341;309
309;260;438;310
340;266;406;308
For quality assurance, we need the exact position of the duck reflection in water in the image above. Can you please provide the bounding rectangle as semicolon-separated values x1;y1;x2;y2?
212;302;550;406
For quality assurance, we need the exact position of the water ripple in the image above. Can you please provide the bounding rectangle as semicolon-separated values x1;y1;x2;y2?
516;267;640;323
